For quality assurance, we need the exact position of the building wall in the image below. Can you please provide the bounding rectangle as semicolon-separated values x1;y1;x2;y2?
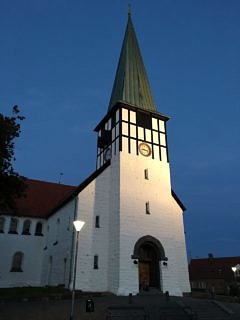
41;199;76;287
73;145;190;295
117;151;190;296
0;215;45;288
73;165;112;292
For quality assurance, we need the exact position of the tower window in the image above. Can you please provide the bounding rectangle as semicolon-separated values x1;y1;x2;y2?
111;113;116;128
144;169;149;180
94;255;99;269
95;216;100;228
98;129;111;148
136;111;152;129
145;202;150;214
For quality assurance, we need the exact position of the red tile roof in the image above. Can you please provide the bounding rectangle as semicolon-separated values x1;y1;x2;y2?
189;256;240;281
1;179;77;218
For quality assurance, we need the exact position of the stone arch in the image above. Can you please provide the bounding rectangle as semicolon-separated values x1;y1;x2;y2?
132;235;167;261
132;235;167;291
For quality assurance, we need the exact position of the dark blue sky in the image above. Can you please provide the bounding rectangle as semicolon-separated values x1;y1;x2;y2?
1;1;239;260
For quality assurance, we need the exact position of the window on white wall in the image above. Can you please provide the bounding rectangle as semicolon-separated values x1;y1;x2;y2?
22;219;31;235
145;202;150;214
8;218;18;234
0;216;5;233
10;252;24;272
55;218;60;243
95;216;100;228
94;255;99;269
35;222;43;236
144;169;149;180
67;217;70;231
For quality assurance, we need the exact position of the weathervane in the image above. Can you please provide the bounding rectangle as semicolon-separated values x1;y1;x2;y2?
128;4;131;17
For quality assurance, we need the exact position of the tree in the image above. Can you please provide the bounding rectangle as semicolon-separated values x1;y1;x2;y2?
0;105;26;211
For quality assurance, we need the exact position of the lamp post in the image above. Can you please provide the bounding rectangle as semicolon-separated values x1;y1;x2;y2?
232;266;237;275
70;220;85;320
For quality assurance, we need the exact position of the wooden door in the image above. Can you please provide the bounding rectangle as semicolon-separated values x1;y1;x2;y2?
139;261;150;290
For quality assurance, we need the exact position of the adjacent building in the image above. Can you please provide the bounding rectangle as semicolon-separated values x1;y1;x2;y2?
189;254;240;295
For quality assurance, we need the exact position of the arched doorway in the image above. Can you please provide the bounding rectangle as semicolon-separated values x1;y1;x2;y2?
132;236;167;291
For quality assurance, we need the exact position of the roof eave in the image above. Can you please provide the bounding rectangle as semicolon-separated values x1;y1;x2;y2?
46;160;111;217
94;101;170;132
171;189;186;212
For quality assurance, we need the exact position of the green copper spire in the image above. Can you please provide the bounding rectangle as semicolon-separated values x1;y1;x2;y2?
108;13;157;112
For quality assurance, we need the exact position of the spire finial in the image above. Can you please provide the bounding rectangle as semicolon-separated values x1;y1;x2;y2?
128;4;131;17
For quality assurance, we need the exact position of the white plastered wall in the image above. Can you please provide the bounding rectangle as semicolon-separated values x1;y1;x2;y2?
0;216;45;288
117;151;190;296
73;165;112;292
41;199;75;287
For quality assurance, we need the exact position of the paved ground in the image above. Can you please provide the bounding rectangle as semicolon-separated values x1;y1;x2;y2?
1;294;240;320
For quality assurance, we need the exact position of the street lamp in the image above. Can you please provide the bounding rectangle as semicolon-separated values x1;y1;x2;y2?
70;220;85;320
232;267;237;274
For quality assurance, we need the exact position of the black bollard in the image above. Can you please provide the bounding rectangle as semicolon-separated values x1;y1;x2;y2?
128;293;133;304
165;291;169;302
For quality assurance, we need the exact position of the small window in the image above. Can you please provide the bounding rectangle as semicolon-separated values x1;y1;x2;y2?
95;216;100;228
136;111;152;129
144;169;149;180
35;222;43;236
145;202;150;214
67;217;70;231
22;219;31;235
8;218;18;234
94;255;99;269
11;252;24;272
0;217;5;233
97;129;111;148
111;113;116;128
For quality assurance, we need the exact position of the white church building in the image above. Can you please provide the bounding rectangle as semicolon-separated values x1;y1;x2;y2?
0;14;190;296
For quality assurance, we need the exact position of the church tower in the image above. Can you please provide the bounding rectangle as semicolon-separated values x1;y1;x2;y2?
74;13;190;296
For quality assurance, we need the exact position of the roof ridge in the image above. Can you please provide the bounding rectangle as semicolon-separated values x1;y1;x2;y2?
27;178;76;188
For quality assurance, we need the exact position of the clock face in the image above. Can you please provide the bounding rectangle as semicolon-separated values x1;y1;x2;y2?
104;148;112;161
138;143;151;157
